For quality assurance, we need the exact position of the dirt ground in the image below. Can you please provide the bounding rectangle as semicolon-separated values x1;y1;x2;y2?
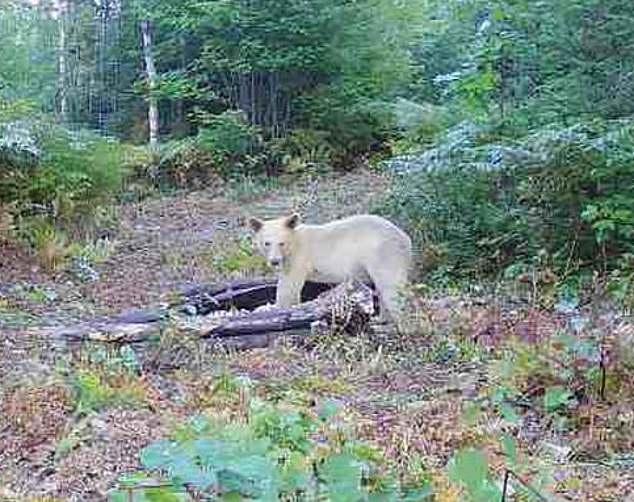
1;170;633;501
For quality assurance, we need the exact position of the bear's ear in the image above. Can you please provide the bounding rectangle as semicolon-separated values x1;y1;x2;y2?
248;217;263;232
285;213;300;229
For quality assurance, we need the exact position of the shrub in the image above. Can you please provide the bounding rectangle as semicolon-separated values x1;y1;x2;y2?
1;119;129;237
154;110;269;189
155;138;220;190
379;164;535;280
18;217;68;271
35;128;127;217
270;128;334;176
377;119;634;283
194;109;266;178
299;94;397;168
113;396;432;500
210;236;270;278
70;345;145;415
72;367;146;416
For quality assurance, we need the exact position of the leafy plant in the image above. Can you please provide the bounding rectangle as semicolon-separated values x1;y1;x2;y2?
20;218;68;271
211;237;270;277
447;448;501;502
67;237;115;266
71;353;146;415
378;119;634;282
118;396;431;500
543;386;573;415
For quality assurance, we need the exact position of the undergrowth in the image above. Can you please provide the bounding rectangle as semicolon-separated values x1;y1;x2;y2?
111;377;433;501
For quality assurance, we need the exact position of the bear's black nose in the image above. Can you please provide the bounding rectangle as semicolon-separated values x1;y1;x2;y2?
270;259;281;266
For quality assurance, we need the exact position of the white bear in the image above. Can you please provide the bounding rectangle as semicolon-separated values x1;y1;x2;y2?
248;213;412;322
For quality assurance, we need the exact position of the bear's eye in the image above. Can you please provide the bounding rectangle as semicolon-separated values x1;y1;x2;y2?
264;241;271;247
279;242;285;248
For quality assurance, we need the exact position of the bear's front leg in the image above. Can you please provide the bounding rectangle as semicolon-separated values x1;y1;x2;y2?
275;273;305;308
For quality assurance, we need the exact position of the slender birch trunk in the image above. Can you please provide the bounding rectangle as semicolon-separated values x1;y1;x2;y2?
140;20;158;148
57;1;68;122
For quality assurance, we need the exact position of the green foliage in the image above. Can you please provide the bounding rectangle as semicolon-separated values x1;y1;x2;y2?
35;129;127;214
483;331;612;431
127;0;424;165
67;237;116;266
194;110;266;178
195;111;258;159
211;237;270;277
71;346;145;415
1;120;129;237
1;0;430;219
0;99;39;123
543;386;573;415
416;0;634;125
73;370;116;415
153;138;216;190
272;129;334;176
72;370;146;415
154;112;266;189
378;119;634;282
374;0;634;287
110;473;188;502
378;165;534;280
0;4;57;106
87;345;142;376
119;396;430;500
17;217;68;271
447;448;501;502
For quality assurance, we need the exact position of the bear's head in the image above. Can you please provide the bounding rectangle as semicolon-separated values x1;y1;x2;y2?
248;213;300;270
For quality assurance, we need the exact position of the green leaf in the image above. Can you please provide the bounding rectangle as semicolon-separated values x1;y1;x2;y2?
447;448;488;492
218;454;279;499
318;398;342;422
321;453;364;502
447;448;502;501
400;482;434;501
141;441;186;470
169;456;216;490
544;386;573;414
501;434;518;466
499;403;520;425
279;450;311;493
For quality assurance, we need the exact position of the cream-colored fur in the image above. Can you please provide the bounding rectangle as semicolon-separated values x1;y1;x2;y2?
248;213;412;321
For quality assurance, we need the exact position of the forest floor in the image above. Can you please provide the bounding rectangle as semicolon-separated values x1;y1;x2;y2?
1;169;633;501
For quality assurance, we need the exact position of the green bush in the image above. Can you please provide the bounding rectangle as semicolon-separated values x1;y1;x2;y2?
1;120;128;229
195;109;266;177
113;396;432;500
41;130;125;203
300;93;398;167
377;119;634;282
270;128;334;175
154;110;269;189
154;138;219;190
379;165;535;279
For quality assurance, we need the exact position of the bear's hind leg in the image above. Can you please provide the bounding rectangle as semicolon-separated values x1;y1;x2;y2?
366;264;408;325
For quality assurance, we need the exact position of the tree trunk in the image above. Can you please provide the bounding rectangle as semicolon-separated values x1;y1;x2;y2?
204;281;374;338
179;278;340;315
57;1;68;123
140;20;159;149
30;281;377;348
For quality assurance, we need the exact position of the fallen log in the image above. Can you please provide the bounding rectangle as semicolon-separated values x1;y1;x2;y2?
202;281;375;338
29;280;376;348
179;278;339;315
